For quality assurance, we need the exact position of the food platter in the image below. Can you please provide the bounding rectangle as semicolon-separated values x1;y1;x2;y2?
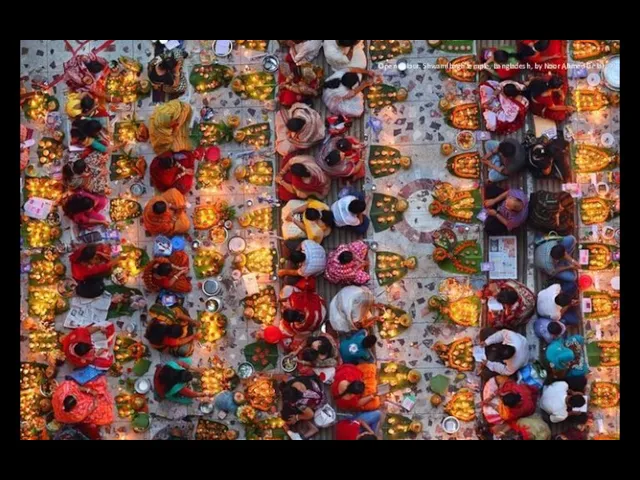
603;55;620;91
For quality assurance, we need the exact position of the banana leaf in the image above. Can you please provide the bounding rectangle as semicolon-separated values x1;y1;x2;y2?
244;340;279;372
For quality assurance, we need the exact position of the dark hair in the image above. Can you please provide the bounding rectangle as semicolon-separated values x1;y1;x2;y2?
321;210;335;227
63;395;77;412
337;40;360;47
70;128;86;142
496;288;518;305
498;141;516;158
555;293;572;307
342;72;360;89
325;150;341;166
309;336;334;357
280;382;303;404
283;309;305;324
548;75;564;90
568;394;585;409
152;201;167;215
301;348;318;362
517;45;536;60
167;324;183;338
345;381;365;395
503;83;520;98
78;244;97;263
80;95;95;113
158;156;174;169
85;60;105;75
159;365;193;391
501;392;521;407
358;434;378;440
336;138;352;152
486;343;516;362
73;342;92;357
63;159;87;181
75;277;105;298
338;250;354;264
493;49;511;63
286;118;306;132
363;335;377;349
550;244;566;260
154;262;173;277
305;208;320;221
289;250;306;264
348;199;366;214
160;57;177;72
145;321;169;345
64;194;94;215
548;322;563;336
290;163;311;178
534;40;550;52
75;119;102;138
323;78;341;89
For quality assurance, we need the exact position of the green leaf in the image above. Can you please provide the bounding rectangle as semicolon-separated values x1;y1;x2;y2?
131;413;150;430
586;342;602;367
430;374;450;395
132;359;151;377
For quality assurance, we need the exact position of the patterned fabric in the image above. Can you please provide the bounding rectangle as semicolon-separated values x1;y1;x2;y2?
148;48;188;95
298;240;326;277
324;241;370;285
497;188;529;231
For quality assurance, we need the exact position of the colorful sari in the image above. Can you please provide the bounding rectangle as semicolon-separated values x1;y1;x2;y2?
530;75;570;122
479;80;529;134
332;364;380;411
496;380;538;423
483;280;536;329
61;324;116;369
329;286;376;333
153;360;198;405
150;151;195;194
70;244;113;281
323;71;365;118
517;40;566;75
280;278;327;336
148;48;188;95
143;251;192;293
275;104;325;156
316;135;365;180
63;52;108;94
146;304;196;357
546;335;589;378
281;199;332;244
278;153;331;201
66;150;110;195
287;40;323;65
143;188;191;236
149;100;193;155
53;376;114;426
324;241;370;286
481;46;520;80
64;190;108;228
278;54;323;107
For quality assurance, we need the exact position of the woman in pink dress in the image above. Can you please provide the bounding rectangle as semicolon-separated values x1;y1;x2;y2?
480;80;529;135
62;190;109;228
316;135;365;181
325;241;370;286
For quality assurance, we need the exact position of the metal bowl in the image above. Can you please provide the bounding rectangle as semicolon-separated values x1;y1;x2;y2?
199;402;214;414
202;279;221;297
442;416;460;434
213;40;233;58
228;236;247;254
237;362;255;379
134;377;151;395
281;355;298;373
205;297;222;313
262;55;280;73
603;55;620;91
130;182;146;197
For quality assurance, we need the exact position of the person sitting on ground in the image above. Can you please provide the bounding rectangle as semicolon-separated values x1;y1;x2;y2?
153;359;211;404
69;244;117;282
533;316;566;343
63;151;110;195
281;199;333;245
52;376;114;428
329;286;382;333
540;377;588;424
142;188;191;236
278;239;327;279
280;375;326;427
66;91;107;119
545;334;589;378
322;68;379;118
332;363;380;411
61;323;116;370
275;103;325;156
143;251;192;293
150;151;195;194
276;152;331;201
70;118;109;153
479;80;529;135
483;186;529;236
481;138;527;183
292;333;339;369
534;235;580;284
482;376;538;423
480;46;521;80
148;43;188;97
279;277;327;337
527;74;575;122
324;240;370;286
62;190;109;228
537;283;580;325
479;328;529;380
336;411;381;440
331;189;370;235
316;135;366;181
481;279;536;329
324;40;368;70
145;304;200;357
340;329;377;365
280;40;323;65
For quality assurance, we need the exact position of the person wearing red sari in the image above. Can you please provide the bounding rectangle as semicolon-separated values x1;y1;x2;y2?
279;277;327;337
481;279;536;329
142;188;191;236
317;135;366;181
278;53;323;107
52;376;114;426
527;75;575;122
482;377;538;423
61;323;116;370
332;364;380;411
276;152;330;201
517;41;566;73
69;244;116;282
479;80;529;135
62;190;109;228
143;251;192;293
149;151;195;194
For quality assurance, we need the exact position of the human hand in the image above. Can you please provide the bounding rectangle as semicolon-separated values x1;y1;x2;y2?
486;209;497;217
483;199;495;208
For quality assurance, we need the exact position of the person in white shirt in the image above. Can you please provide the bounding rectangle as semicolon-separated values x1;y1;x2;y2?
536;283;579;324
479;329;529;380
331;194;369;235
278;239;326;278
323;40;368;71
540;377;588;424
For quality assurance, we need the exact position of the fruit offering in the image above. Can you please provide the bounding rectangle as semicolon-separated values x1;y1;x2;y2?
571;40;620;61
366;84;409;109
195;419;235;440
379;362;421;393
28;322;60;354
231;72;276;101
199;366;238;396
447;152;480;179
590;382;619;408
369;40;413;62
198;311;227;343
437;55;477;82
238;207;275;231
235;161;274;186
583;292;618;321
370;194;409;233
196;157;232;189
243;286;277;325
117;245;148;278
21;218;62;248
580;197;615;225
245;376;277;411
104;57;149;104
192;121;235;146
115;393;148;419
377;305;412;339
587;341;620;367
581;243;619;271
113;335;149;364
109;153;147;181
28;253;66;286
193;248;224;279
245;417;287;440
433;337;474;371
442;103;480;130
23;91;60;122
572;144;618;173
375;251;417;286
193;201;236;230
430;182;482;224
428;295;480;327
37;137;64;166
24;177;64;203
235;40;269;51
368;145;412;178
444;389;476;421
113;120;149;145
109;198;142;223
244;341;279;371
237;405;258;424
189;64;235;93
28;286;69;322
233;123;271;148
245;248;277;275
571;89;610;112
383;414;420;440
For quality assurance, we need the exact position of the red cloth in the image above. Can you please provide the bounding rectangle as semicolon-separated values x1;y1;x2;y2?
498;380;538;422
66;190;107;228
69;244;113;281
336;420;360;440
277;152;327;202
278;54;320;107
530;75;570;122
485;48;519;80
332;364;363;410
518;40;566;75
52;376;114;426
281;278;326;335
61;325;115;369
149;151;195;194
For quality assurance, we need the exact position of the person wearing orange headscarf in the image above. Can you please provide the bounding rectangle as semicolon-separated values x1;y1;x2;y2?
142;188;190;236
143;251;192;293
52;376;114;427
